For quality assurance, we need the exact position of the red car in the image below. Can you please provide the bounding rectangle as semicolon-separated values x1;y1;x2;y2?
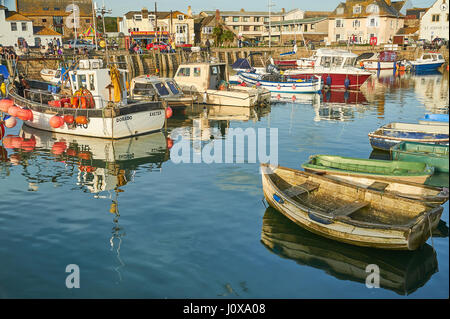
147;42;170;52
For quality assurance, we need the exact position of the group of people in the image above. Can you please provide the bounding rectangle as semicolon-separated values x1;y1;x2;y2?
41;37;63;56
0;45;18;62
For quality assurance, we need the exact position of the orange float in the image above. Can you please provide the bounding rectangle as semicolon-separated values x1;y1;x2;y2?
0;99;14;113
50;115;64;128
4;116;17;128
75;116;88;125
7;105;20;117
64;115;74;124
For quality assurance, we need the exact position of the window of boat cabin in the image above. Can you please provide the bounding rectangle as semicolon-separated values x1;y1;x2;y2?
177;67;191;76
166;81;180;95
133;83;156;96
193;67;201;77
320;56;332;67
343;57;356;67
331;56;343;67
422;54;431;60
89;74;95;91
154;82;170;96
77;74;87;89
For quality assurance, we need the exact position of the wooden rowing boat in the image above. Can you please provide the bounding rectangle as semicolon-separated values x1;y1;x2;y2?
368;122;449;151
317;173;448;205
301;154;434;184
391;142;449;173
261;207;439;295
261;164;443;250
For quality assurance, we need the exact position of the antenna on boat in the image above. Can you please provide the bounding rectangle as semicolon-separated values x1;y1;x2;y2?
96;1;112;66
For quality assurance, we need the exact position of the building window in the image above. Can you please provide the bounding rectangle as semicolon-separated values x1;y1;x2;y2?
10;22;17;31
42;19;47;23
255;17;260;22
22;22;27;31
353;20;360;27
54;7;60;11
243;17;249;22
43;7;49;11
369;17;378;27
177;15;184;21
243;26;250;31
336;7;344;15
203;26;213;34
366;4;379;14
134;15;142;21
353;5;362;14
233;17;239;22
335;19;343;28
304;24;308;32
264;17;269;22
336;34;340;41
432;14;440;22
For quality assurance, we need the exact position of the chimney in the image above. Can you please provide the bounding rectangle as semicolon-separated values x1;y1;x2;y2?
187;5;192;17
215;9;220;21
240;8;245;13
281;8;285;14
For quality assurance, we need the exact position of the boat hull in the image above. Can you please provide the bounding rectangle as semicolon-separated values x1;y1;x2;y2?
287;72;371;90
261;164;443;250
411;62;445;72
363;61;395;71
239;72;322;94
392;142;449;173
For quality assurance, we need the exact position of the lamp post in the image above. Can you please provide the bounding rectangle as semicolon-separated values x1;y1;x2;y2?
268;0;275;48
97;2;112;64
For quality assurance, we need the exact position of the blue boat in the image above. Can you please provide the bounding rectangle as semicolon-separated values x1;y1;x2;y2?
409;53;445;73
368;122;449;151
419;114;449;125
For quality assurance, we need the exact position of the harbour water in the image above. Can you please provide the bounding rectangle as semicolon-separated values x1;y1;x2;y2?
0;70;448;298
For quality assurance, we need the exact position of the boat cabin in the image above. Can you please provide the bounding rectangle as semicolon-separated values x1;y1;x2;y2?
417;52;444;62
130;75;184;101
314;49;358;69
69;59;128;108
174;62;229;92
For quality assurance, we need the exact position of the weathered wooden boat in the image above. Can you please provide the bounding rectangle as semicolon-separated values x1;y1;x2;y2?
40;68;59;82
391;142;449;173
261;164;443;250
174;62;271;107
302;155;434;184
321;173;448;205
238;71;322;94
130;75;196;108
418;114;449;126
368;122;449;151
261;207;439;295
8;59;166;139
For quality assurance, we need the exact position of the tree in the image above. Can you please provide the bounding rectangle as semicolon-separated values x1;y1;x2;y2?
213;26;223;47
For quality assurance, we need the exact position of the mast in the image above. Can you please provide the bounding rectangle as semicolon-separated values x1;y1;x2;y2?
92;1;98;51
97;1;112;65
155;2;158;44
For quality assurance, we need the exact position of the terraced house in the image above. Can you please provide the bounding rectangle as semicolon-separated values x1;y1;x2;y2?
328;0;411;45
15;0;93;38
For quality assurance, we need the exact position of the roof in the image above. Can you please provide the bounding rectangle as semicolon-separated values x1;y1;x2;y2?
405;7;427;19
5;11;32;21
395;26;419;35
304;11;333;18
330;0;405;19
197;15;216;27
33;26;62;36
265;17;327;26
202;10;284;17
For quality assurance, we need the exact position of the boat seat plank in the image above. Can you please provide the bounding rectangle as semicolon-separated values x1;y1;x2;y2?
284;181;319;198
332;201;369;217
367;181;389;192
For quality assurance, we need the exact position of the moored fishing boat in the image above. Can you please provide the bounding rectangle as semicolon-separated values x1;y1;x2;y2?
238;71;322;94
7;59;166;139
301;154;434;184
40;68;58;82
261;164;443;250
261;207;439;295
130;75;196;108
391;142;449;173
409;52;445;73
359;51;399;71
283;49;372;90
174;61;270;107
368;122;449;151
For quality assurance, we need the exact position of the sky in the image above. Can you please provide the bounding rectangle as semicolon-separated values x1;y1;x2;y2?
3;0;438;16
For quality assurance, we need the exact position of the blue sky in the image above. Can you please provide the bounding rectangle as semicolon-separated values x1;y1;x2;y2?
4;0;438;16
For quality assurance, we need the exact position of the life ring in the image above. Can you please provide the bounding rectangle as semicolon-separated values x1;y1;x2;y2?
72;88;95;109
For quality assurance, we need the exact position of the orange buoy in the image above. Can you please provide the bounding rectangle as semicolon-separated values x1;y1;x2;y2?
64;115;74;124
165;106;173;119
17;108;33;121
5;116;17;128
50;115;64;128
0;99;14;113
75;116;88;125
51;141;67;155
7;105;20;117
77;151;91;160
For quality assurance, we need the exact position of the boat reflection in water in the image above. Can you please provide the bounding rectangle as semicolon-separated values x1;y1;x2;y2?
314;90;368;122
261;207;439;296
5;126;170;282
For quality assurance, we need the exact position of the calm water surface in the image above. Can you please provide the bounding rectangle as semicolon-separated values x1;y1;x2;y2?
0;70;448;298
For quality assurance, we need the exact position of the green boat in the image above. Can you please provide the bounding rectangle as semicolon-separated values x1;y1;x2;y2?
391;142;449;173
302;155;434;184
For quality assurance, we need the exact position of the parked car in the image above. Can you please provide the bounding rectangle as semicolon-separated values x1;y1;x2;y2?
147;42;171;52
63;39;96;51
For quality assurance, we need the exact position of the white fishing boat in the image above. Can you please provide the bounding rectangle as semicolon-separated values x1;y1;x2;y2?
174;62;271;107
130;75;196;108
40;68;59;82
8;59;166;139
238;71;322;94
359;51;399;71
228;52;267;84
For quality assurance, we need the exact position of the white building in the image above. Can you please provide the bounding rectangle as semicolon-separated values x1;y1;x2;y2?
419;0;449;40
0;5;34;47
